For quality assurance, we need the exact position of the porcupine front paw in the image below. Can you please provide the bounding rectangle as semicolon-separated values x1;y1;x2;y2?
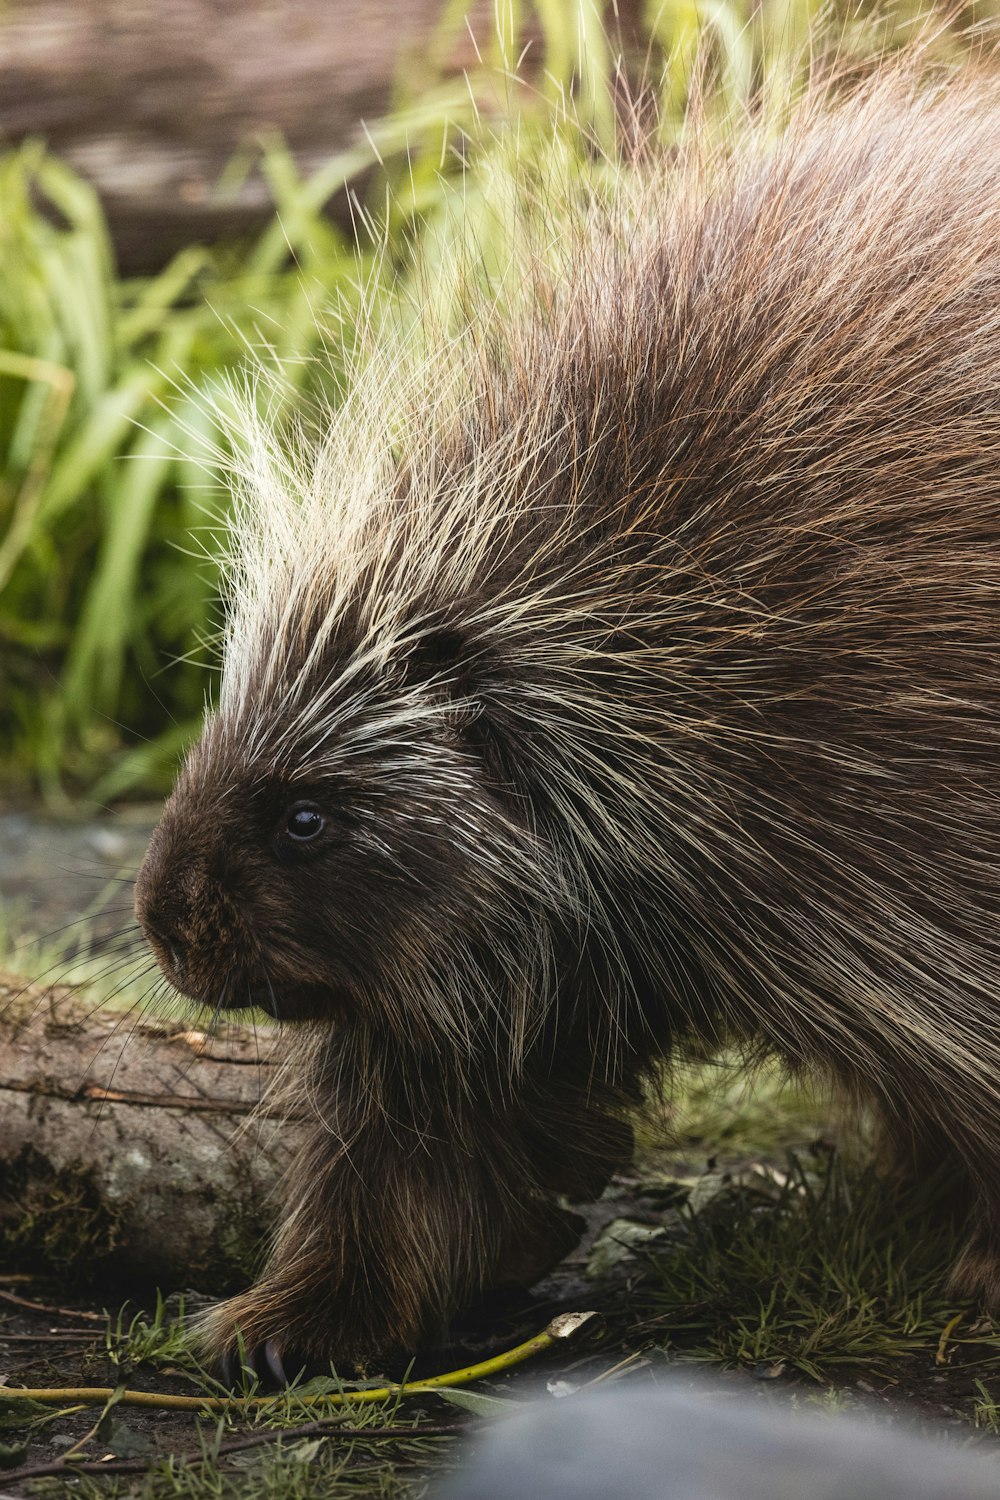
202;1285;377;1391
203;1296;305;1390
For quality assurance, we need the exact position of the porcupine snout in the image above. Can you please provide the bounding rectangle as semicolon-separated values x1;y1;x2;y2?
134;774;259;1010
134;840;210;999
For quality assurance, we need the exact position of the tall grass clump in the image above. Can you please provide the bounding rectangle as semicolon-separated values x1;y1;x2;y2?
0;129;412;804
0;0;994;803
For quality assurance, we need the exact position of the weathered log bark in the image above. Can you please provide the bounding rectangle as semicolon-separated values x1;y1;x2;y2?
0;0;483;271
0;0;647;272
0;974;298;1289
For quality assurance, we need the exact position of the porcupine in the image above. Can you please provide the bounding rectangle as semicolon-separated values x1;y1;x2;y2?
135;61;1000;1381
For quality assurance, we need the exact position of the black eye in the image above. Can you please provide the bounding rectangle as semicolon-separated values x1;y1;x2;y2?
285;802;326;842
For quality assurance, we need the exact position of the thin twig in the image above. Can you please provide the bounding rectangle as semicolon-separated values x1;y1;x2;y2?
0;1332;98;1343
0;1291;103;1322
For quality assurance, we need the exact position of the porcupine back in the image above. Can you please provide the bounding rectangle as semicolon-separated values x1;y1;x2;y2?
224;62;1000;1090
164;57;1000;1372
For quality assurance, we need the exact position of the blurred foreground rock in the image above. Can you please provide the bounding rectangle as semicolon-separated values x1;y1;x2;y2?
0;975;295;1288
437;1384;1000;1500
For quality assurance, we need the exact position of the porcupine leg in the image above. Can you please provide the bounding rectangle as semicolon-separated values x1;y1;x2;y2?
205;1071;634;1386
872;1094;1000;1303
939;1153;1000;1304
489;1084;635;1287
873;1104;968;1201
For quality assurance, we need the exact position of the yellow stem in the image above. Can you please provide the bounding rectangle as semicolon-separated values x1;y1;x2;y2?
0;1311;599;1412
935;1310;964;1366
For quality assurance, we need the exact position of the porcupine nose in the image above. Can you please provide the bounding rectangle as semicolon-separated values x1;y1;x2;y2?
134;867;187;987
138;911;187;987
146;923;184;982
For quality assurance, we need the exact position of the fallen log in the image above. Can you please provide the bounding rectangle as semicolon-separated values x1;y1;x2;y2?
0;974;297;1290
0;0;485;271
0;0;647;272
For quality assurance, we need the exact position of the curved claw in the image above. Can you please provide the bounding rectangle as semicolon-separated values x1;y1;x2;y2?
217;1336;305;1391
218;1341;249;1391
263;1337;289;1387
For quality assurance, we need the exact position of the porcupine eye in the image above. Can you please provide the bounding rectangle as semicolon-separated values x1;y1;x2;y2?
285;802;326;842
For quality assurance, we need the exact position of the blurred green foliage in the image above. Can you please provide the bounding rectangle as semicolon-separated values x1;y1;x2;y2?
0;0;994;803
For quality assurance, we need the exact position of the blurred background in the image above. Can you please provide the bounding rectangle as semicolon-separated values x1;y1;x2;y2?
0;0;996;810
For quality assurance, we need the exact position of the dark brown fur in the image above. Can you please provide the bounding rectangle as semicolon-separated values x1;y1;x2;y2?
136;64;1000;1373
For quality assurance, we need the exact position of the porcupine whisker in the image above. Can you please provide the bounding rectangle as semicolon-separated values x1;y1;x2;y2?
83;969;175;1127
0;932;149;1028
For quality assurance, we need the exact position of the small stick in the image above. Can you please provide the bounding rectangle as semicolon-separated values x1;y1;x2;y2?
0;1291;103;1322
935;1310;964;1366
0;1332;98;1343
